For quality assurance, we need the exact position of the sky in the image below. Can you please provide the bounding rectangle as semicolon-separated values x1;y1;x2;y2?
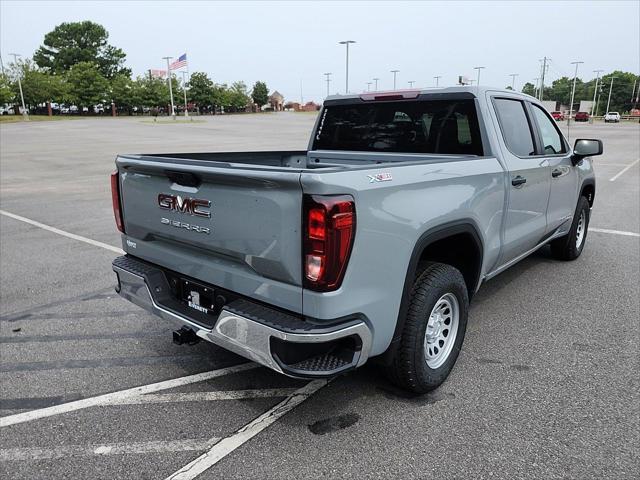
1;1;638;102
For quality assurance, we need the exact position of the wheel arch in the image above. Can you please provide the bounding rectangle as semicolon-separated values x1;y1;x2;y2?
580;177;596;207
378;220;484;365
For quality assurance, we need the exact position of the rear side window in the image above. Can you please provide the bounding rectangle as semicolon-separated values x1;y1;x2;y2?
313;99;483;155
493;98;535;157
531;104;566;155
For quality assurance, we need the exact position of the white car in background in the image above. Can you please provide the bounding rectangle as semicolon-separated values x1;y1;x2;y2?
604;112;621;123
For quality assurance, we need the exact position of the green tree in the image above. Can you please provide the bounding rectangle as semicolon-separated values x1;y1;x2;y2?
9;59;67;108
137;75;168;107
543;76;583;107
34;21;129;78
110;74;141;111
596;71;638;114
212;83;230;108
521;82;536;97
0;74;14;105
136;74;181;111
66;62;109;107
226;81;250;111
251;81;269;107
187;72;214;107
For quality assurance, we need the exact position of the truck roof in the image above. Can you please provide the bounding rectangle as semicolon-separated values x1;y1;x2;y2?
324;86;534;103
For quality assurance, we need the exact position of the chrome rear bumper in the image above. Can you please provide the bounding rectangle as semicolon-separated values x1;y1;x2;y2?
113;256;372;377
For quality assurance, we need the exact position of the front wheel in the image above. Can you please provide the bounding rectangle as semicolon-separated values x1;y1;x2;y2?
385;262;469;393
550;196;590;261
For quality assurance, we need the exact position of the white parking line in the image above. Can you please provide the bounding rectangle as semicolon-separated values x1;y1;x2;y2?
0;363;257;428
0;209;124;254
590;227;640;237
166;379;327;480
609;159;639;181
0;438;220;461
107;388;299;405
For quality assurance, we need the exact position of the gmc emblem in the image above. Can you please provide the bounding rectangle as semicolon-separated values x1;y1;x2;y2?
158;193;211;218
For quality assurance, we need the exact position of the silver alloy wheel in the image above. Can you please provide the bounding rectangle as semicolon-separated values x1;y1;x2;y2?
575;210;586;248
424;293;459;369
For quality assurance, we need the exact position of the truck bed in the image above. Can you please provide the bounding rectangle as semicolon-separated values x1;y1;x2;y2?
121;149;477;172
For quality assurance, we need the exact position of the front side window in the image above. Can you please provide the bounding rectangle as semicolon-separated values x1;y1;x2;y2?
313;99;483;155
493;98;535;157
531;104;566;155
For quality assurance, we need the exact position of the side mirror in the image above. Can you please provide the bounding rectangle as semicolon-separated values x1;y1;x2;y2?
572;139;603;164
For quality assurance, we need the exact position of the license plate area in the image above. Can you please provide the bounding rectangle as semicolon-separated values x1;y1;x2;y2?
182;279;216;315
169;276;225;318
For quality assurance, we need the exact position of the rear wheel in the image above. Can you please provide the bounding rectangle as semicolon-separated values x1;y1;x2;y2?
386;262;469;393
550;196;590;261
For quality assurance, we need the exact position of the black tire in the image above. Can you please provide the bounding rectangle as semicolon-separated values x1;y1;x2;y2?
550;196;590;261
386;262;469;393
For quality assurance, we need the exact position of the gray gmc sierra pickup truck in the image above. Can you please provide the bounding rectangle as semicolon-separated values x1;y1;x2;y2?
111;87;602;392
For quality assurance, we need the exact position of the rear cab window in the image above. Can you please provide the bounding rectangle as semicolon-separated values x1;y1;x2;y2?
492;98;536;157
313;99;483;155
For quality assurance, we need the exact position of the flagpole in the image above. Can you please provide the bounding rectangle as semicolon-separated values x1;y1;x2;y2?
181;71;189;118
162;56;176;119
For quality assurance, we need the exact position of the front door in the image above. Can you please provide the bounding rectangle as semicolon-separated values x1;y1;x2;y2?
528;102;578;234
491;97;551;265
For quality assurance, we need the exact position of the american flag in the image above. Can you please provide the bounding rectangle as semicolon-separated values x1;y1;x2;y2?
169;53;188;70
150;69;167;78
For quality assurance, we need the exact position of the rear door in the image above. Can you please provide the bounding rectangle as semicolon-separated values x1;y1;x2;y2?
528;102;578;234
491;97;551;265
117;156;304;313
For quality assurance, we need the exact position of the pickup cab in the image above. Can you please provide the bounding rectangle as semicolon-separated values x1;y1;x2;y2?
111;87;602;392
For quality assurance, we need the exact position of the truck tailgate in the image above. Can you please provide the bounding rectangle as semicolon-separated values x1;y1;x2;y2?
116;156;304;313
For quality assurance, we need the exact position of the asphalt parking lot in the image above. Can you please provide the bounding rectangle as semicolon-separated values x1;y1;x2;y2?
1;114;638;479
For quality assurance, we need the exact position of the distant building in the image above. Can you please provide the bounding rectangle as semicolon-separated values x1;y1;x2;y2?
578;100;594;113
300;101;320;112
283;101;319;112
269;91;284;111
539;100;557;112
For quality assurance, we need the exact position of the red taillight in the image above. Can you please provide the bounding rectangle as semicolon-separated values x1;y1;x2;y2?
303;195;355;291
110;171;125;233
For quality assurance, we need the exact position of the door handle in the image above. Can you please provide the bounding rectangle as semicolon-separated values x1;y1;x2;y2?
551;168;562;178
511;175;527;186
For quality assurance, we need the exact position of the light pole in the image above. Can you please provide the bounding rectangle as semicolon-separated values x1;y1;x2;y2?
408;80;415;88
162;56;176;119
605;77;615;114
591;69;603;120
509;73;519;90
373;77;379;91
323;72;333;97
9;53;28;120
338;40;356;93
366;82;372;91
474;66;485;88
568;61;583;126
323;72;332;97
533;77;540;98
434;75;441;87
180;71;189;118
391;70;399;90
